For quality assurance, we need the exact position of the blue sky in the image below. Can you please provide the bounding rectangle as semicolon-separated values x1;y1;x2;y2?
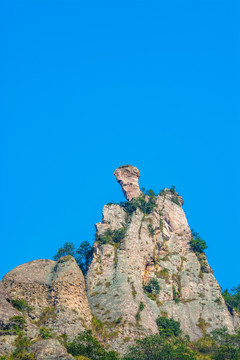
0;0;239;290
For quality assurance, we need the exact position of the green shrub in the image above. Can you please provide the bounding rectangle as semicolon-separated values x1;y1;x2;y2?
11;299;33;313
65;330;119;360
171;196;180;205
170;185;176;194
107;189;157;216
172;285;180;303
144;278;160;296
120;190;157;216
40;326;52;339
196;317;210;333
148;224;155;236
107;201;117;206
115;317;122;324
53;241;93;275
211;328;240;359
136;302;145;323
168;186;181;205
9;316;26;328
122;328;240;360
189;230;207;253
156;316;182;337
123;334;196;360
131;283;137;298
222;285;240;313
213;345;240;360
193;335;217;356
95;228;126;247
12;334;34;359
135;311;141;322
53;242;75;261
8;316;26;335
139;302;145;311
76;241;93;275
91;316;107;338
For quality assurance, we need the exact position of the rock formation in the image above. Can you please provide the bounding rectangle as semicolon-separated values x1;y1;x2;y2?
29;339;74;360
86;166;239;352
114;165;141;201
0;165;239;357
2;256;92;338
0;283;19;327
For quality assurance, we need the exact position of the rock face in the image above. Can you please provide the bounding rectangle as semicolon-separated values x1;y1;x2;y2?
114;165;141;201
2;256;92;338
30;339;75;360
0;282;19;326
0;283;20;356
86;166;239;352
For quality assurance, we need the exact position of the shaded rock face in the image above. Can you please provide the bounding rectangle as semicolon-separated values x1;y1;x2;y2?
0;281;40;356
86;175;238;352
30;339;74;360
2;256;92;338
0;282;19;326
0;284;20;356
114;165;141;201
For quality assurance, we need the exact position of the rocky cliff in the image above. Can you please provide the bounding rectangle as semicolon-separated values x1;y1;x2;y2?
0;165;239;358
86;165;239;352
0;256;91;358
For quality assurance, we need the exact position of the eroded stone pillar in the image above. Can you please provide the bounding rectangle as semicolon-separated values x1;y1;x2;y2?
113;165;141;201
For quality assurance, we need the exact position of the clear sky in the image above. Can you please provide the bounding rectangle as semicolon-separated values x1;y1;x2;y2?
0;0;239;290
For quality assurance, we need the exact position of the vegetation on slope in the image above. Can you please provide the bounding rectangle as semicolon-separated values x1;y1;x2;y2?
222;285;240;315
60;317;240;360
108;188;157;216
189;230;208;253
95;228;126;247
1;290;240;360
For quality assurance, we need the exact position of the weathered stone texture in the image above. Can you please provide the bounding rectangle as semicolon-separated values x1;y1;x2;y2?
114;165;141;201
87;184;238;351
0;282;19;325
2;256;92;338
29;339;74;360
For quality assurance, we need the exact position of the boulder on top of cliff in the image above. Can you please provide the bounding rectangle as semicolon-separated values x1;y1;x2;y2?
114;165;141;201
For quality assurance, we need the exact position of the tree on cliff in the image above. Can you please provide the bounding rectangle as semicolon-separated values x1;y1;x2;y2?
190;230;207;253
222;285;240;313
53;241;93;275
75;241;93;275
53;242;76;260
